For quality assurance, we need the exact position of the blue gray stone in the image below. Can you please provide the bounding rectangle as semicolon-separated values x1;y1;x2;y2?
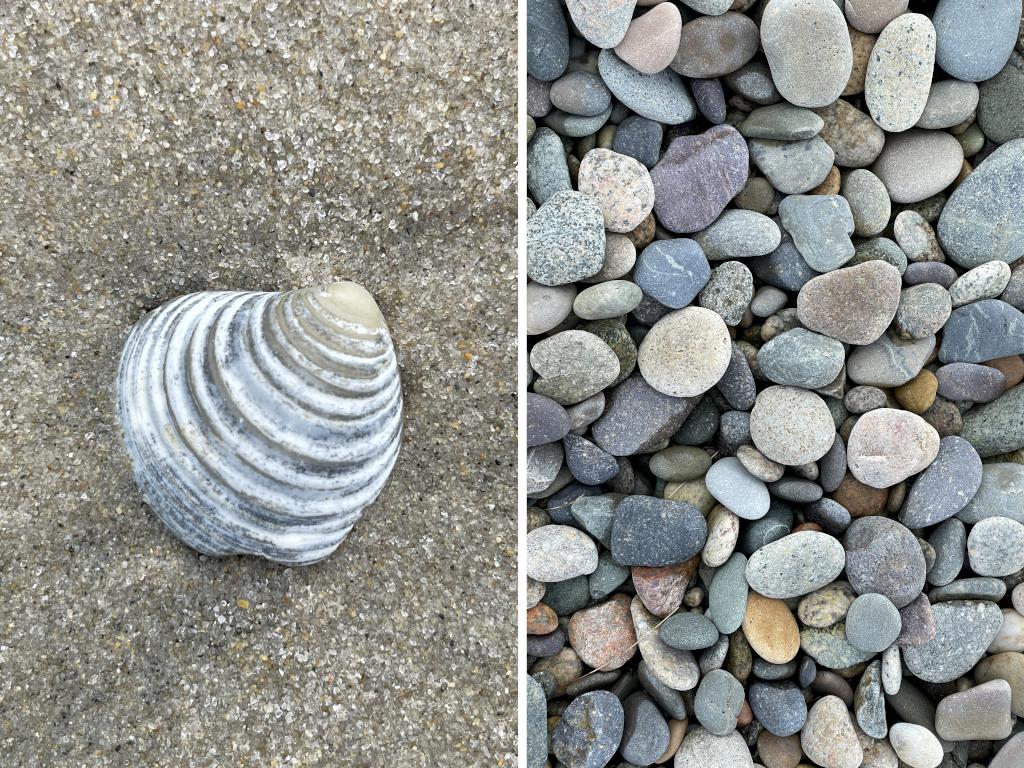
621;692;670;766
716;344;757;411
845;593;903;653
707;552;749;634
633;239;711;309
613;116;662;169
960;388;1024;458
926;517;966;588
527;127;570;206
638;661;688;721
694;669;744;736
660;612;720;651
542;106;613;139
749;681;807;737
749;138;835;195
933;0;1021;82
691;78;726;124
527;392;570;448
749;229;821;291
979;52;1024;145
958;462;1024;522
564;433;619;486
778;194;855;272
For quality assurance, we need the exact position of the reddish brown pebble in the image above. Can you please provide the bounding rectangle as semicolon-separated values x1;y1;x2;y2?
832;472;889;517
792;522;823;533
527;602;559;635
567;593;638;671
986;355;1024;389
633;555;700;617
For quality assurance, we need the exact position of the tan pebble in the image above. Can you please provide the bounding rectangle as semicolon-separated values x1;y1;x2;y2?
532;647;583;692
626;211;656;249
567;593;637;670
844;27;876;96
664;477;716;513
832;472;889;517
792;522;822;533
736;444;786;482
810;165;841;195
757;730;803;768
527;602;559;635
703;505;740;567
894;369;938;413
799;581;857;628
743;592;800;664
986;355;1024;388
654;718;688;764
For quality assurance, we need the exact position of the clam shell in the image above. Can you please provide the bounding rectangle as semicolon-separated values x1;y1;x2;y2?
117;281;402;565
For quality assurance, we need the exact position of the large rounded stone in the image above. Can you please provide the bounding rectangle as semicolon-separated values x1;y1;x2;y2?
935;679;1014;741
693;669;745;736
649;125;749;234
750;386;836;466
638;307;732;397
746;531;847;599
845;516;927;608
611;496;707;567
590;375;698;456
902;600;1003;682
937;139;1024;269
530;330;620;405
528;525;600;582
968;516;1024;577
864;13;936;132
598;49;697;126
870;129;964;205
933;0;1021;82
614;3;682;76
670;12;759;79
797;261;901;345
899;436;983;528
761;0;853;108
568;593;637;671
847;408;941;489
757;329;846;389
801;695;863;768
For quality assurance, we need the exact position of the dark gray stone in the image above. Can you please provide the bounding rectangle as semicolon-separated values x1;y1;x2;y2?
805;498;851;535
978;51;1024;144
527;675;549;768
613;116;663;169
592;375;699;456
610;496;707;567
552;690;625;768
757;328;845;389
960;387;1024;458
621;692;670;766
694;669;744;736
690;78;726;124
589;551;630;600
528;627;567;658
638;660;688;721
903;261;958;288
660;612;720;651
564;433;618;486
716;344;757;411
526;0;569;81
899;436;983;529
528;392;571;448
707;552;749;634
571;495;618;548
671;395;719;446
527;127;571;206
901;600;1003;683
853;661;887;739
738;502;794;556
818;436;847;493
927;517;966;588
749;229;821;291
938;299;1024;363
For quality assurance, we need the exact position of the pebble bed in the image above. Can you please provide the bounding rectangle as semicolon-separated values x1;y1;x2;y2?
525;1;1024;767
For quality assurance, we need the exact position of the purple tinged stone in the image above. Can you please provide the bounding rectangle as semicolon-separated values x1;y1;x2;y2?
691;78;727;124
650;125;749;234
903;261;958;288
591;374;699;456
935;362;1007;403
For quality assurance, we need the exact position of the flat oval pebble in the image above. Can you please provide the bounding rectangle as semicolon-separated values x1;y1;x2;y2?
527;0;569;80
978;51;1024;144
933;0;1021;82
552;690;625;768
847;408;940;489
611;496;707;567
845;0;909;33
693;669;744;736
638;307;732;397
870;129;963;205
614;3;682;76
598;49;696;126
935;679;1013;741
649;125;749;233
633;239;710;309
889;722;942;768
693;210;781;261
758;328;845;390
528;525;600;582
846;332;936;388
749;681;807;737
572;281;642;321
707;552;749;634
549;71;612;118
750;386;836;466
864;13;936;132
530;330;620;405
902;600;1003;682
705;456;770;520
845;593;902;653
845;516;927;608
842;169;891;236
953;263;1013;310
937;139;1024;269
612;116;663;171
801;695;863;768
527;393;571;448
739;103;824;141
671;12;759;79
916;79;979;129
746;531;846;599
967;516;1024;577
899;436;982;528
660;612;719;651
797;261;901;345
527;191;606;286
761;0;853;108
743;592;800;664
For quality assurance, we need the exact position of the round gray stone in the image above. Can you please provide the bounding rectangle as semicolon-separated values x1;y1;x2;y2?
693;669;744;736
598;48;697;126
659;612;720;651
620;692;670;765
778;194;855;272
670;11;759;79
979;52;1024;145
573;280;643;321
530;330;620;405
693;209;781;260
967;516;1024;577
527;524;600;582
938;299;1024;364
916;79;980;130
549;71;612;117
845;516;927;608
637;307;732;398
933;0;1021;82
749;137;835;195
528;392;571;447
749;680;808;737
841;169;891;237
894;283;952;340
698;261;754;326
936;362;1007;403
870;129;964;205
960;387;1024;459
746;531;846;599
758;329;845;389
846;332;935;388
527;0;569;81
845;593;903;653
750;386;836;466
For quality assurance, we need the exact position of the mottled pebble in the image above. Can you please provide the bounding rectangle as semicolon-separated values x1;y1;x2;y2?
801;695;863;768
845;516;927;608
527;191;606;286
552;690;625;768
746;531;846;599
902;600;1003;682
797;261;901;345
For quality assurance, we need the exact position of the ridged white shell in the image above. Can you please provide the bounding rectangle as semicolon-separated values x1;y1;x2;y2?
117;281;402;565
